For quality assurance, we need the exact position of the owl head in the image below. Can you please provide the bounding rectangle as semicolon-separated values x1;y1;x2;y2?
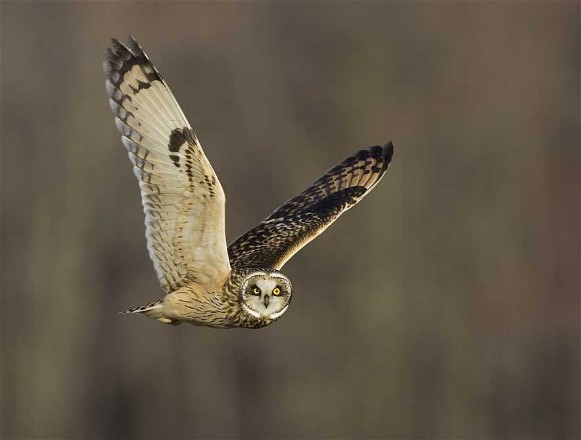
240;271;292;321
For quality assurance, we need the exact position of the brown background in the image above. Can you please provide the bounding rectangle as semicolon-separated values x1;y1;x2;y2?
1;1;579;439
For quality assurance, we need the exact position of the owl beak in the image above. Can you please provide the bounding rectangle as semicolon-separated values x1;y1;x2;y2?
263;295;270;308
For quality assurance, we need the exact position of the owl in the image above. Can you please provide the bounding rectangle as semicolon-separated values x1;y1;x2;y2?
104;37;394;328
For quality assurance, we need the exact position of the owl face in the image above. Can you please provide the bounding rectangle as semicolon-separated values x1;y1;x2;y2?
240;272;292;321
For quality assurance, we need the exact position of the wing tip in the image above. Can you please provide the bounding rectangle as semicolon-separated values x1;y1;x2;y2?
103;36;162;90
127;35;144;56
383;140;394;162
381;140;394;171
104;35;143;64
364;141;394;175
103;38;130;78
360;140;394;190
364;140;393;160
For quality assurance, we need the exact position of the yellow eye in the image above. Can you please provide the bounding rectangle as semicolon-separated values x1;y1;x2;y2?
253;287;261;295
273;287;281;296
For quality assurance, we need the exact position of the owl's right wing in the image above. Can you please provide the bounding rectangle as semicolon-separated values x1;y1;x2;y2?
228;143;393;270
104;37;231;293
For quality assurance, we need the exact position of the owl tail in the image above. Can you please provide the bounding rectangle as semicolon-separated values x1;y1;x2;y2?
120;299;181;325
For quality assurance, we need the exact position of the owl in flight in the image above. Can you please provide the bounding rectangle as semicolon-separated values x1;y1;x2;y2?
104;37;393;328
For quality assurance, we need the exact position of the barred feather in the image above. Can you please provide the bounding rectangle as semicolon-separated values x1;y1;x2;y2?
104;37;231;293
228;143;394;269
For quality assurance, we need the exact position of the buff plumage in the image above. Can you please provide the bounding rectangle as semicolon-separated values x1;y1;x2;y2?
104;37;393;328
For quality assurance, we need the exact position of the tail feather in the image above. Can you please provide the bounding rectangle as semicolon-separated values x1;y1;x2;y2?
121;299;181;325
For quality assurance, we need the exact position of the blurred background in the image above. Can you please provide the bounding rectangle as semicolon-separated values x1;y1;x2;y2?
1;2;579;439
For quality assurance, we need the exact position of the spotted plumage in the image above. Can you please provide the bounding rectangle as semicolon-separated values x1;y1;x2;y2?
104;37;394;328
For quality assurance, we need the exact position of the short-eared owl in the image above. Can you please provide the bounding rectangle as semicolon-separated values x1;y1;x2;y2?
104;37;394;328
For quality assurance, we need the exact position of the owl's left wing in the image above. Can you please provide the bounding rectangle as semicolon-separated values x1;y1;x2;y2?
228;142;393;270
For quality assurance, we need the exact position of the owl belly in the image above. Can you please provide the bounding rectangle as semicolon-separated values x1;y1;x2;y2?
161;284;236;328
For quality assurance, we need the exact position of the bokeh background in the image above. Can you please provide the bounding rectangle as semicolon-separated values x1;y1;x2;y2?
1;1;579;439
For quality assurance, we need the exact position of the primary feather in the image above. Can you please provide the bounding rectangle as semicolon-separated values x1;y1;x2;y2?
228;143;393;270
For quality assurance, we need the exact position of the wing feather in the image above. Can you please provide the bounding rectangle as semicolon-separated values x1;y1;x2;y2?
104;37;230;292
228;143;394;270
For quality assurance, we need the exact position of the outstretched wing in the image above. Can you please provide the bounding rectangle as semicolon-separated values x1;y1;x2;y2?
104;37;230;292
228;143;393;270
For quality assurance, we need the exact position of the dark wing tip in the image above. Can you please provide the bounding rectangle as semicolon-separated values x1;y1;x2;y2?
104;37;140;63
362;140;393;159
103;36;161;85
383;140;394;164
380;140;394;173
359;141;394;177
127;35;144;56
110;38;130;56
104;38;132;78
